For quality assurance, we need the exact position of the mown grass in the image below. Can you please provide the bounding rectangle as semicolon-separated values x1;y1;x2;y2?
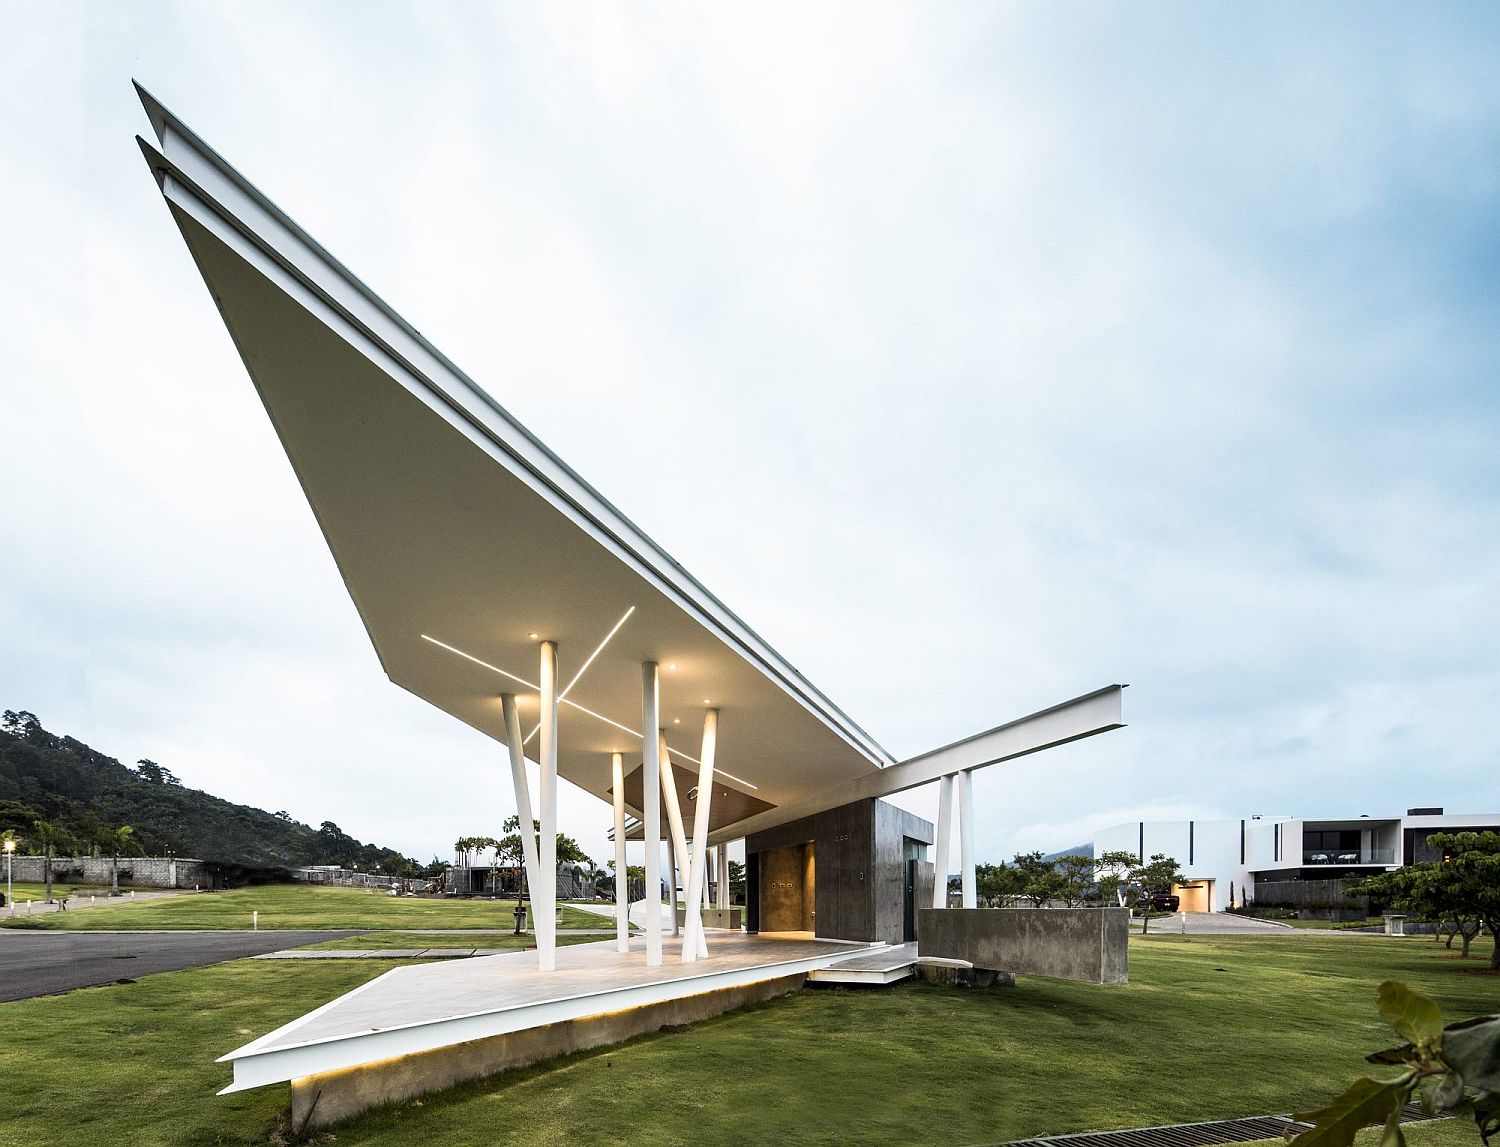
2;881;135;904
0;884;603;932
1;931;1495;1145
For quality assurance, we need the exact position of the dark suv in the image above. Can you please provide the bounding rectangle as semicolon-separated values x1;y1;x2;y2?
1138;892;1180;913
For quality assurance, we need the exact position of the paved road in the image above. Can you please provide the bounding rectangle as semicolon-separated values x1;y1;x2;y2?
0;930;363;1001
1144;911;1292;934
3;889;190;915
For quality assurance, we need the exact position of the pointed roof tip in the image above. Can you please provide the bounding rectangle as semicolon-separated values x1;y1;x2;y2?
135;134;170;190
132;79;170;145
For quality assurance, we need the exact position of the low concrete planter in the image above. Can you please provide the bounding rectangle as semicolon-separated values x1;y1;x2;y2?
917;907;1130;985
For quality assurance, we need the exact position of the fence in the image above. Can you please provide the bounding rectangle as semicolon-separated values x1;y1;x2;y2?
4;855;209;889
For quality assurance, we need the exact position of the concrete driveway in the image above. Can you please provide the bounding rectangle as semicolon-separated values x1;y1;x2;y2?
1143;912;1292;934
0;930;363;1001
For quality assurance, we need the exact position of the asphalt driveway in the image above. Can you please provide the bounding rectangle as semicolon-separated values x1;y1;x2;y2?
0;930;362;1001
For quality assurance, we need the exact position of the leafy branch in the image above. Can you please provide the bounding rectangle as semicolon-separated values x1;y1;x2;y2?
1291;981;1500;1147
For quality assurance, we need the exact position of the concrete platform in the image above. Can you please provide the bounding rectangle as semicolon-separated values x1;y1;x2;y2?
808;941;917;985
221;933;878;1098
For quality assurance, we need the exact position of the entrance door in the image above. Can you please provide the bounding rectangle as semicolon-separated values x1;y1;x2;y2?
759;842;816;933
905;859;934;941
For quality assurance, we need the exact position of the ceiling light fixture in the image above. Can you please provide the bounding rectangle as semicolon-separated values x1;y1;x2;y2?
528;632;539;641
667;663;678;670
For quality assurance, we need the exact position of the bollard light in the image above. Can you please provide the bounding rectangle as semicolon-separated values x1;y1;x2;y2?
252;910;258;931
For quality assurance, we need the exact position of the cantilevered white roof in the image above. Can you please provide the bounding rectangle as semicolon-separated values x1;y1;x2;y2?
135;85;1125;839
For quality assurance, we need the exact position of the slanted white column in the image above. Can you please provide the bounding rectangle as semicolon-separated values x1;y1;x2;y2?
611;751;628;953
717;844;731;911
537;641;560;970
682;708;718;958
659;731;697;958
667;832;680;936
501;694;541;916
641;663;662;966
932;773;954;909
959;769;977;909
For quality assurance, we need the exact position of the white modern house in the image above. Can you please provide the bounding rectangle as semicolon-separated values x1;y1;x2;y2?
1094;808;1500;913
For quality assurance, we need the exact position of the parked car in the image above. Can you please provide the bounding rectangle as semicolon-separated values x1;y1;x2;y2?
1138;892;1180;913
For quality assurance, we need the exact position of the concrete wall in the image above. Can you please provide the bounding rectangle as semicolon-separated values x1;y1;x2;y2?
918;907;1129;985
290;973;808;1132
5;855;208;889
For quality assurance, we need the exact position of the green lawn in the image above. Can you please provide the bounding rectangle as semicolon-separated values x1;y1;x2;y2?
3;881;134;904
0;884;606;932
0;932;1494;1146
304;931;610;951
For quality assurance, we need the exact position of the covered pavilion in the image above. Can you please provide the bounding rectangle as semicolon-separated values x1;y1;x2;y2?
132;84;1127;1121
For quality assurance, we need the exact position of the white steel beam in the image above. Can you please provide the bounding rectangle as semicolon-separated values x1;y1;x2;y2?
641;662;662;966
960;769;976;909
683;709;718;958
932;773;953;909
537;641;560;970
611;752;628;954
707;685;1125;846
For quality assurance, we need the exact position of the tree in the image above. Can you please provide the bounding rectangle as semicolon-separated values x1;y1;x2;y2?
1054;855;1098;906
134;759;180;786
728;859;745;903
975;861;1026;907
1011;851;1058;907
1096;850;1140;907
1133;853;1187;934
32;819;62;904
106;825;137;896
1362;832;1500;969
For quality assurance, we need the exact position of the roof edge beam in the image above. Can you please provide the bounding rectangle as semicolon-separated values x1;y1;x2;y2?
706;684;1126;845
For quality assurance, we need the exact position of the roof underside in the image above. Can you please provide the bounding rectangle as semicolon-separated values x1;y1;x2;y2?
137;88;895;831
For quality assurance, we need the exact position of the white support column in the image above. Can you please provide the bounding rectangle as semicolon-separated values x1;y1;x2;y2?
501;694;541;916
959;768;977;909
717;844;731;911
932;773;953;909
537;641;560;970
667;832;680;936
641;663;662;967
611;751;628;954
683;708;718;959
659;731;695;958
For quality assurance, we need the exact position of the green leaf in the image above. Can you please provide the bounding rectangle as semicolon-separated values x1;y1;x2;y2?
1444;1016;1500;1093
1380;1097;1407;1147
1366;1044;1416;1065
1378;982;1444;1045
1293;1077;1415;1147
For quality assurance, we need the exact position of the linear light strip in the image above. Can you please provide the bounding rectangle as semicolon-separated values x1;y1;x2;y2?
419;633;758;789
524;605;637;746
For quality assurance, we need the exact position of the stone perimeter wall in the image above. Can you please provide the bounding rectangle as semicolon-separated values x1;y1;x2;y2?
918;907;1130;985
5;855;209;889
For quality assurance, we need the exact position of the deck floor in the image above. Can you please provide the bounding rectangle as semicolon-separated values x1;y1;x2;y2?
224;933;880;1090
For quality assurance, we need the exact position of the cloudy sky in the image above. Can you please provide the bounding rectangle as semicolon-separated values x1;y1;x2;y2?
3;3;1498;870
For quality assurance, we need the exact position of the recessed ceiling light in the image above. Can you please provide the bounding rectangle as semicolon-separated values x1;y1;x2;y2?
673;718;681;724
528;632;539;641
667;663;678;670
703;698;712;705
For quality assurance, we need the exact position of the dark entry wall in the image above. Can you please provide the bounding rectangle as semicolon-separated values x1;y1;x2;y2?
745;797;932;944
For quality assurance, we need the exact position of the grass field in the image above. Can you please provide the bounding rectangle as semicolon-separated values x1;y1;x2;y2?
0;884;608;932
1;931;1495;1145
2;881;134;903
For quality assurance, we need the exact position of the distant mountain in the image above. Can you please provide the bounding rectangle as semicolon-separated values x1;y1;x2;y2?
0;710;418;872
1041;843;1092;862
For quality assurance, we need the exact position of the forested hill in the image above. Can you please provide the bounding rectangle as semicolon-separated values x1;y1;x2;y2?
0;710;419;872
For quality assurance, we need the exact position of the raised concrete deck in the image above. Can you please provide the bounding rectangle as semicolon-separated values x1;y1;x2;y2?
809;941;917;985
221;933;877;1095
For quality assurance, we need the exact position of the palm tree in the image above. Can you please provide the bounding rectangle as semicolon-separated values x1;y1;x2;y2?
32;820;61;904
108;826;137;896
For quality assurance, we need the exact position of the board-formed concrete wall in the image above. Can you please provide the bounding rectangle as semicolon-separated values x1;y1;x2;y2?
917;907;1129;985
